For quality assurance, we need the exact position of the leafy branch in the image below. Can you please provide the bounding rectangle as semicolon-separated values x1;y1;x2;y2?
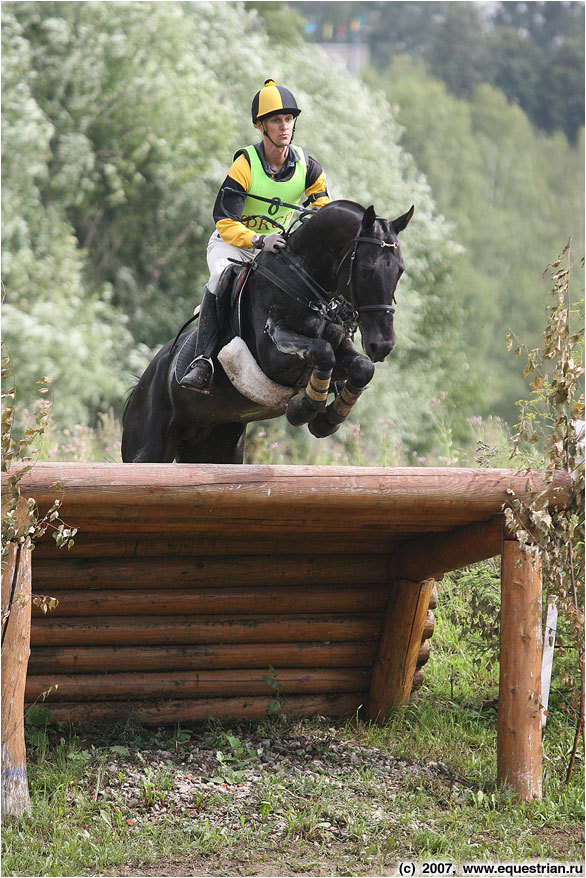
505;239;585;781
2;345;77;644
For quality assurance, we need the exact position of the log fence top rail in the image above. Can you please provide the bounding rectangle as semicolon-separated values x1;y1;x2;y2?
4;463;572;567
3;463;571;513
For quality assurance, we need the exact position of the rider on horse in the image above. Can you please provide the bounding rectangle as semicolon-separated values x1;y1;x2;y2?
180;78;331;394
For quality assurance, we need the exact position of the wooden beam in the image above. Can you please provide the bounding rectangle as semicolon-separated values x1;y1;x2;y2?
5;464;572;537
391;516;504;582
31;613;383;647
31;585;390;617
25;667;370;702
29;554;390;589
365;579;434;721
497;538;543;801
28;641;379;674
1;543;32;818
29;692;367;726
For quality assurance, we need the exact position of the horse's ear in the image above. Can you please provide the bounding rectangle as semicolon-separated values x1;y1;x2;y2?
362;205;376;231
391;205;414;234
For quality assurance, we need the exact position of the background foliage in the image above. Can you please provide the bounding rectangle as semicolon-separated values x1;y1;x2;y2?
1;0;584;460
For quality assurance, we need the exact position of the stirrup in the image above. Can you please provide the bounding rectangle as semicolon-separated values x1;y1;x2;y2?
180;356;214;395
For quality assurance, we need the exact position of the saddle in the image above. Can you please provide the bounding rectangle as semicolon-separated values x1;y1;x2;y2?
172;262;251;385
170;261;296;410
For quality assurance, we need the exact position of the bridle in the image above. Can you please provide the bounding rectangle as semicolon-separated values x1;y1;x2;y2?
335;228;400;316
242;216;401;334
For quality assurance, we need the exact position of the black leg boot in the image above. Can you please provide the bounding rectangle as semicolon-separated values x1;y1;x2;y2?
180;288;220;394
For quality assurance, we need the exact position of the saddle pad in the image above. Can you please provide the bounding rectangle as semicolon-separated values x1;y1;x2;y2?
218;336;295;411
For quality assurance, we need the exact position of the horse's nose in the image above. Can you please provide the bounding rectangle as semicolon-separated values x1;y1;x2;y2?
366;338;395;362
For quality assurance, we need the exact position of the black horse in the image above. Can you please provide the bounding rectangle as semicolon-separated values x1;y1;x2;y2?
121;199;413;463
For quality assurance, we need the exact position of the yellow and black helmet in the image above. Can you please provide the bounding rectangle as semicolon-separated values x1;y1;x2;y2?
251;78;301;124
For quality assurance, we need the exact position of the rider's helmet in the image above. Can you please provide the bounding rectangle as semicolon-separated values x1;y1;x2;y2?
251;78;301;124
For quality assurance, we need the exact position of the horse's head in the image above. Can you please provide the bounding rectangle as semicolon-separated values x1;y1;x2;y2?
342;204;414;362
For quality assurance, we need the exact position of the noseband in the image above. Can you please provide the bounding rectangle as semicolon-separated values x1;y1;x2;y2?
337;229;399;316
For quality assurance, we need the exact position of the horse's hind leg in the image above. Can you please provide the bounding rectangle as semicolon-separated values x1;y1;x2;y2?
176;423;246;464
122;386;177;462
127;430;177;462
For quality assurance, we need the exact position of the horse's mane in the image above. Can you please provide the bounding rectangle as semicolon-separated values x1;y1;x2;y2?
290;199;365;253
320;199;366;216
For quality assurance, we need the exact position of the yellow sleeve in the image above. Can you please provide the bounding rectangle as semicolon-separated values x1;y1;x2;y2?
305;171;330;210
216;218;256;249
215;155;256;247
227;154;251;190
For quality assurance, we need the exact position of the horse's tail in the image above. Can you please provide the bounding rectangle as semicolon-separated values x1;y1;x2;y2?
122;378;141;426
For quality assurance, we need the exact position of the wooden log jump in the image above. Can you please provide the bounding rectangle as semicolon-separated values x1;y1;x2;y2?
3;463;572;803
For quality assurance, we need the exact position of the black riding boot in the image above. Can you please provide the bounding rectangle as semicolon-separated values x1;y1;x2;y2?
180;288;219;394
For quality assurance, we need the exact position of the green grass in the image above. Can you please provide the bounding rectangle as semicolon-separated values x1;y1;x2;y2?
3;568;584;876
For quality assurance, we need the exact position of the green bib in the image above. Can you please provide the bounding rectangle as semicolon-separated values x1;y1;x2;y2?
242;145;307;235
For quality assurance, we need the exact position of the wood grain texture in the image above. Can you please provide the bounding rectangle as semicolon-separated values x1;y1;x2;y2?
30;585;390;618
31;692;367;725
28;641;380;674
5;464;572;543
1;544;32;818
25;668;370;702
30;554;390;589
498;539;543;801
365;579;435;721
31;613;383;647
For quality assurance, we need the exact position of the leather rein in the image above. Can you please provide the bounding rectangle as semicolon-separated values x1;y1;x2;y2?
250;226;399;334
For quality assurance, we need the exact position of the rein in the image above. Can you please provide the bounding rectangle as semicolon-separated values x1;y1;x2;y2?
252;221;400;331
233;205;401;333
251;250;356;331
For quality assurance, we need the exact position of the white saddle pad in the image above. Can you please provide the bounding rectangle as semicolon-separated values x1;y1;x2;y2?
218;336;295;411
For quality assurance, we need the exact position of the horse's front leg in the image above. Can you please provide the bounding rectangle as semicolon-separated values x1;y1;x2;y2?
265;318;337;426
309;336;375;438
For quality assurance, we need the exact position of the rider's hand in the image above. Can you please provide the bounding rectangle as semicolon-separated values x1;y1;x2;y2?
260;233;287;253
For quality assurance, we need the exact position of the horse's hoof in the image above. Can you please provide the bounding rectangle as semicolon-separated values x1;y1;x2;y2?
286;393;320;426
308;415;341;438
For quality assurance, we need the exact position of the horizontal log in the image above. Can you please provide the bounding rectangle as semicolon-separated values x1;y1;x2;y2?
26;692;367;725
28;515;495;543
6;464;571;540
28;641;379;674
31;585;389;618
422;610;435;640
411;668;424;690
10;463;572;513
31;554;390;590
25;668;370;702
32;535;400;558
392;516;504;582
416;639;431;667
31;614;383;647
28;638;430;676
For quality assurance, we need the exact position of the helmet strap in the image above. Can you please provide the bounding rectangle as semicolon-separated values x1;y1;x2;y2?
260;123;282;150
260;118;297;148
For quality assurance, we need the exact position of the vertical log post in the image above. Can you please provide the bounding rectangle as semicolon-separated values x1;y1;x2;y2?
365;578;434;722
1;541;33;818
497;538;543;801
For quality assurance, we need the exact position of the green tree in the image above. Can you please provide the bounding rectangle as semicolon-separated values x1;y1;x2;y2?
371;56;584;423
2;0;480;454
292;0;585;142
428;3;494;99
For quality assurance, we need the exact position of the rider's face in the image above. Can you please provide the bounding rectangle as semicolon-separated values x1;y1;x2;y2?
258;114;295;146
